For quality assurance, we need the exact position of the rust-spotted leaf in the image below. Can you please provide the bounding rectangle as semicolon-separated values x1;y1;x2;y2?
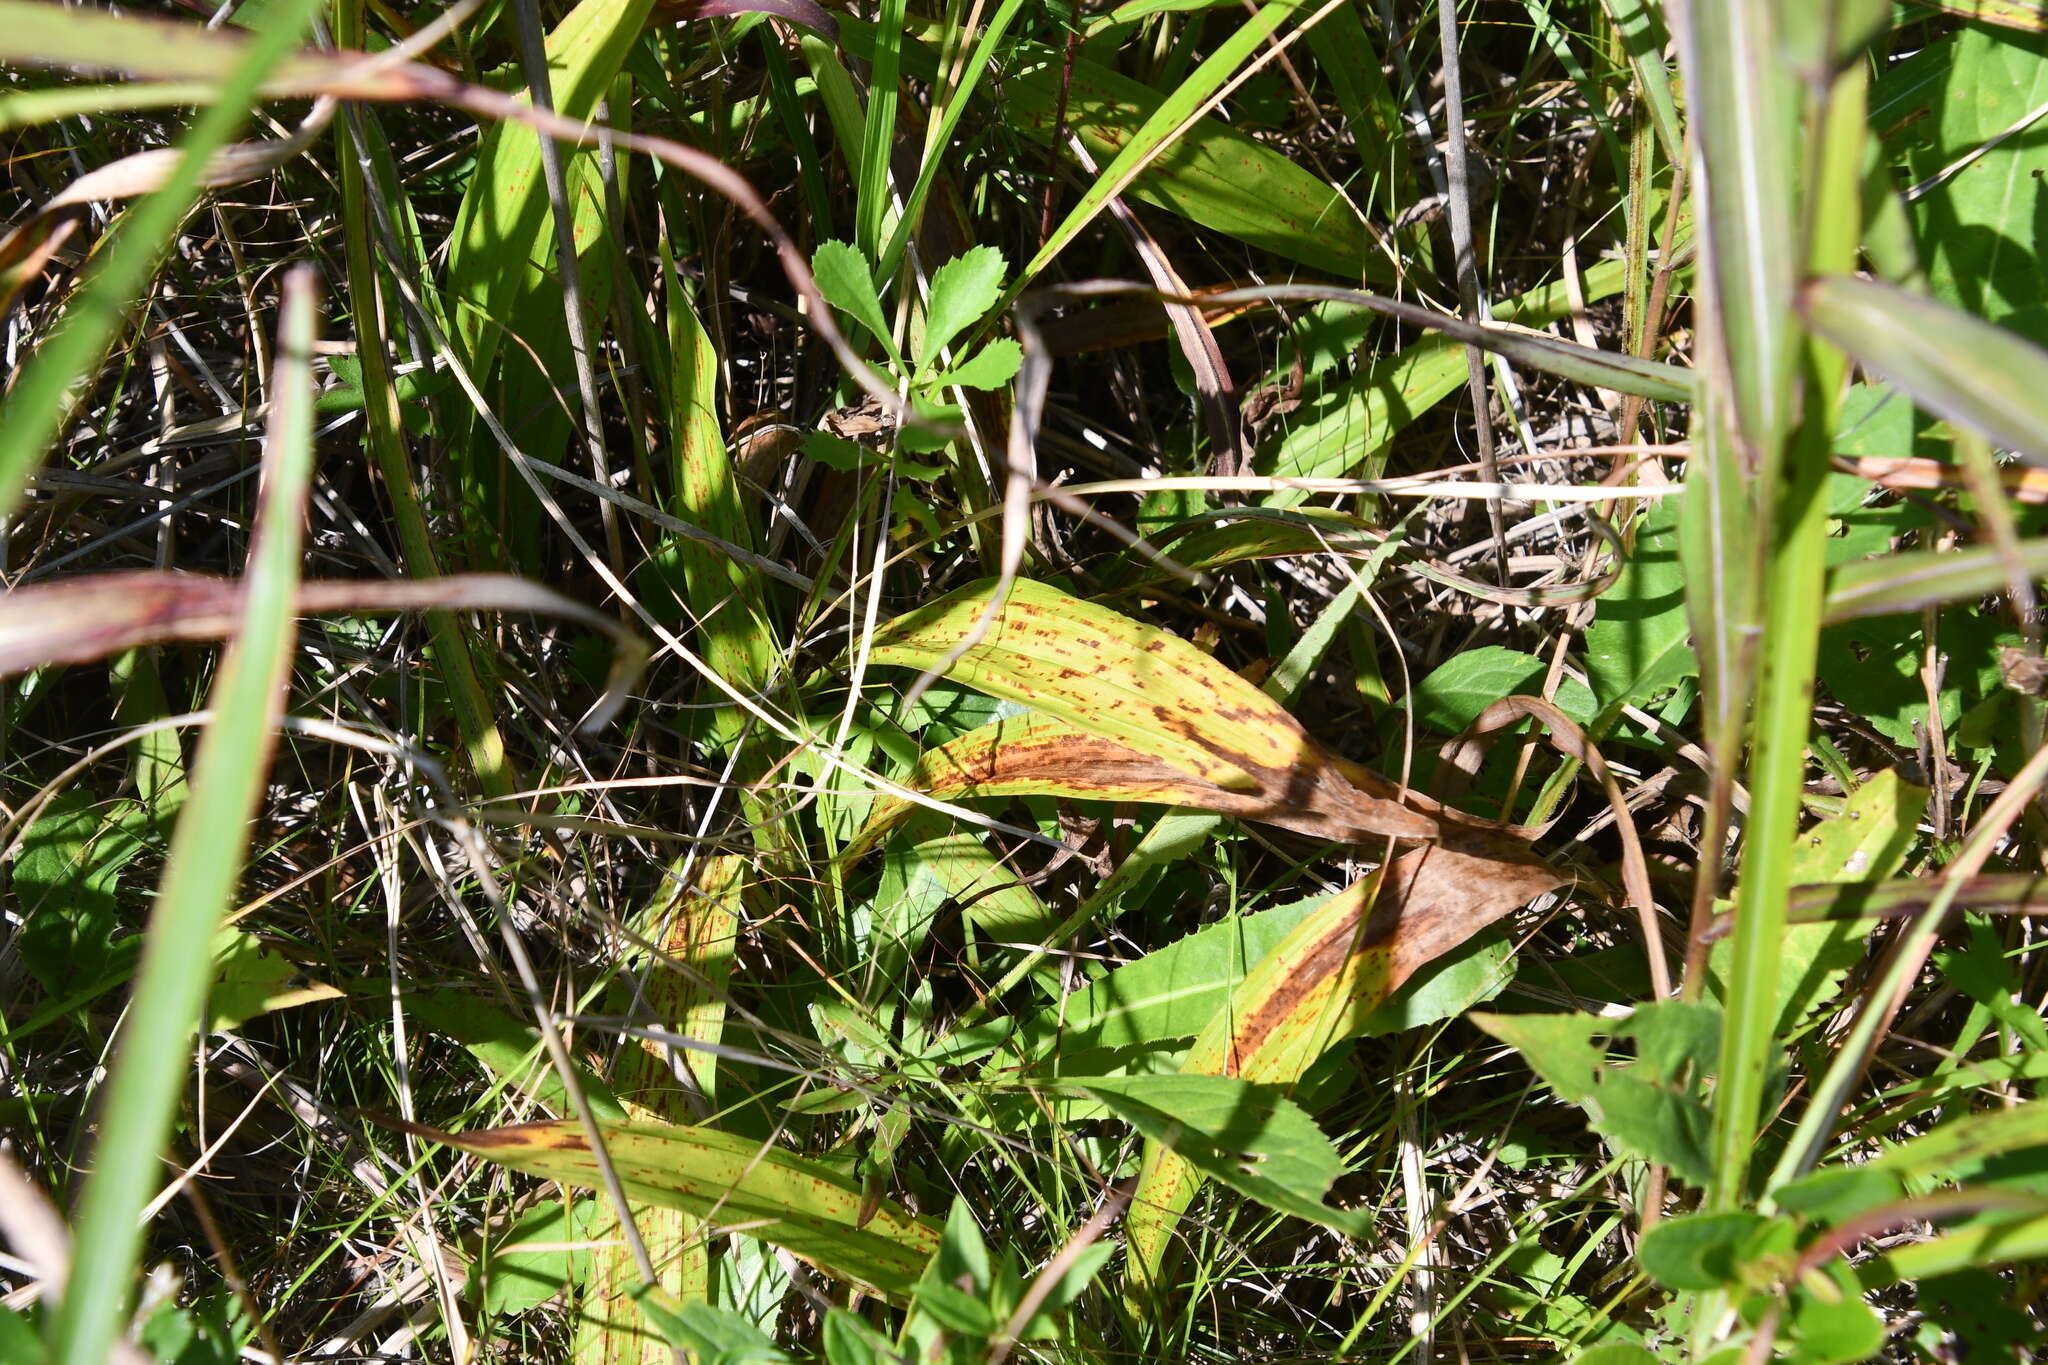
854;711;1455;858
1123;839;1561;1307
864;579;1439;841
415;1119;939;1302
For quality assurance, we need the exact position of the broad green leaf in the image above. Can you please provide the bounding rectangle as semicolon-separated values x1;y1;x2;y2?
1014;3;1354;288
1909;1272;2036;1361
918;245;1005;371
876;816;1054;959
812;239;896;359
1570;1348;1660;1365
478;1199;602;1318
822;1310;894;1365
422;1120;941;1302
1126;846;1561;1305
1018;903;1512;1067
0;1307;41;1365
1020;896;1325;1057
1876;23;2048;347
1411;646;1597;734
14;793;149;995
401;985;627;1122
1773;1166;1907;1224
1106;507;1389;592
1637;1211;1773;1291
1585;497;1697;710
1816;608;2011;748
932;1197;991;1291
934;338;1021;391
1062;1074;1369;1235
1803;273;2048;466
633;1294;791;1364
1264;260;1629;505
1356;931;1516;1038
205;930;340;1033
1472;1001;1719;1186
1788;1265;1885;1365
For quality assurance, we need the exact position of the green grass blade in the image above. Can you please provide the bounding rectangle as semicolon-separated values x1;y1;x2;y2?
855;0;907;261
874;0;1028;279
1598;0;1683;166
1803;272;2048;467
1674;0;1801;452
46;266;320;1365
334;0;519;801
0;0;319;523
1014;0;1308;293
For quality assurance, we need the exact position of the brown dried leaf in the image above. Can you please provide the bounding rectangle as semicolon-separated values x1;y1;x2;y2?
0;571;644;729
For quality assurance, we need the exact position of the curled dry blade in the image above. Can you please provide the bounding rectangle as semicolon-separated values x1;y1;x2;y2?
0;570;646;731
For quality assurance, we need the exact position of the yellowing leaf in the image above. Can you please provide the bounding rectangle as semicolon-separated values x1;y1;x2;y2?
1124;839;1561;1306
864;579;1440;840
855;711;1460;858
416;1120;940;1303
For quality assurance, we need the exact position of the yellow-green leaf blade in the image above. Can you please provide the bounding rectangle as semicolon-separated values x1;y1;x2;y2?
425;1120;940;1302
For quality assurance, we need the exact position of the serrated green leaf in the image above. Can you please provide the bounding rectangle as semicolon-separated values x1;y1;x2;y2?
918;245;1006;370
813;239;896;358
935;337;1021;391
1471;1001;1718;1185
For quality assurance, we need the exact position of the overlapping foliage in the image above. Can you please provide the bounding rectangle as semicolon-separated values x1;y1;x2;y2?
4;2;2048;1363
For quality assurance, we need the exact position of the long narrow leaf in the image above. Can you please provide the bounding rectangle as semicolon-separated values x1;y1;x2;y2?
419;1119;941;1302
46;267;320;1365
1804;272;2048;467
